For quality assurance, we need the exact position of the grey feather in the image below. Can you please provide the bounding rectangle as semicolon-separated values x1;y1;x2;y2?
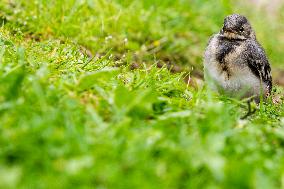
203;14;272;102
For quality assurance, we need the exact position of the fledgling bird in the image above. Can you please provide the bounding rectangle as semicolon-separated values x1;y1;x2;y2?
204;14;272;103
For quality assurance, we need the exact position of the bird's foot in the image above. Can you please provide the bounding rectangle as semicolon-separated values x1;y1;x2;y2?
241;101;257;119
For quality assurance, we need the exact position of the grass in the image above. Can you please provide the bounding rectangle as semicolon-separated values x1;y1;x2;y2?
0;0;284;188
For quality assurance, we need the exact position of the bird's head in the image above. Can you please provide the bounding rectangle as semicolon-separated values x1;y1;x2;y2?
220;14;255;40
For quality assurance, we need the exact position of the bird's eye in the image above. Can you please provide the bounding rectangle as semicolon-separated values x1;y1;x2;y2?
239;27;244;32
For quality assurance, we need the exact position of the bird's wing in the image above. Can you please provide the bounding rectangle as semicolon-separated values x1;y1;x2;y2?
245;40;272;91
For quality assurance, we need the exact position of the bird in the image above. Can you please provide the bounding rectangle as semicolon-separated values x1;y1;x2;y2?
204;14;272;104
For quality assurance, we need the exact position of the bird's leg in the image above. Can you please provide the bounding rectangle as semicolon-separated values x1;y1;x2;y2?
241;100;256;119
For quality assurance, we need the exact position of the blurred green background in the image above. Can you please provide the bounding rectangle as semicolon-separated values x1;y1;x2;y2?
0;0;284;188
1;0;284;79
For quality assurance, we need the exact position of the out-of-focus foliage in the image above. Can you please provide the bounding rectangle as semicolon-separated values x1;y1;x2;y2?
2;0;284;71
0;0;284;188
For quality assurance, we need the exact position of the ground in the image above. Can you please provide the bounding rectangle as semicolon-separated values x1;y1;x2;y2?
0;0;284;188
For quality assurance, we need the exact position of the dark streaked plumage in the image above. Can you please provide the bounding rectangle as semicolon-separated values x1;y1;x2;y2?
204;14;272;102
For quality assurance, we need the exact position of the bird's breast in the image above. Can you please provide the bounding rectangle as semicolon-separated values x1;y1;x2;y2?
204;35;263;98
